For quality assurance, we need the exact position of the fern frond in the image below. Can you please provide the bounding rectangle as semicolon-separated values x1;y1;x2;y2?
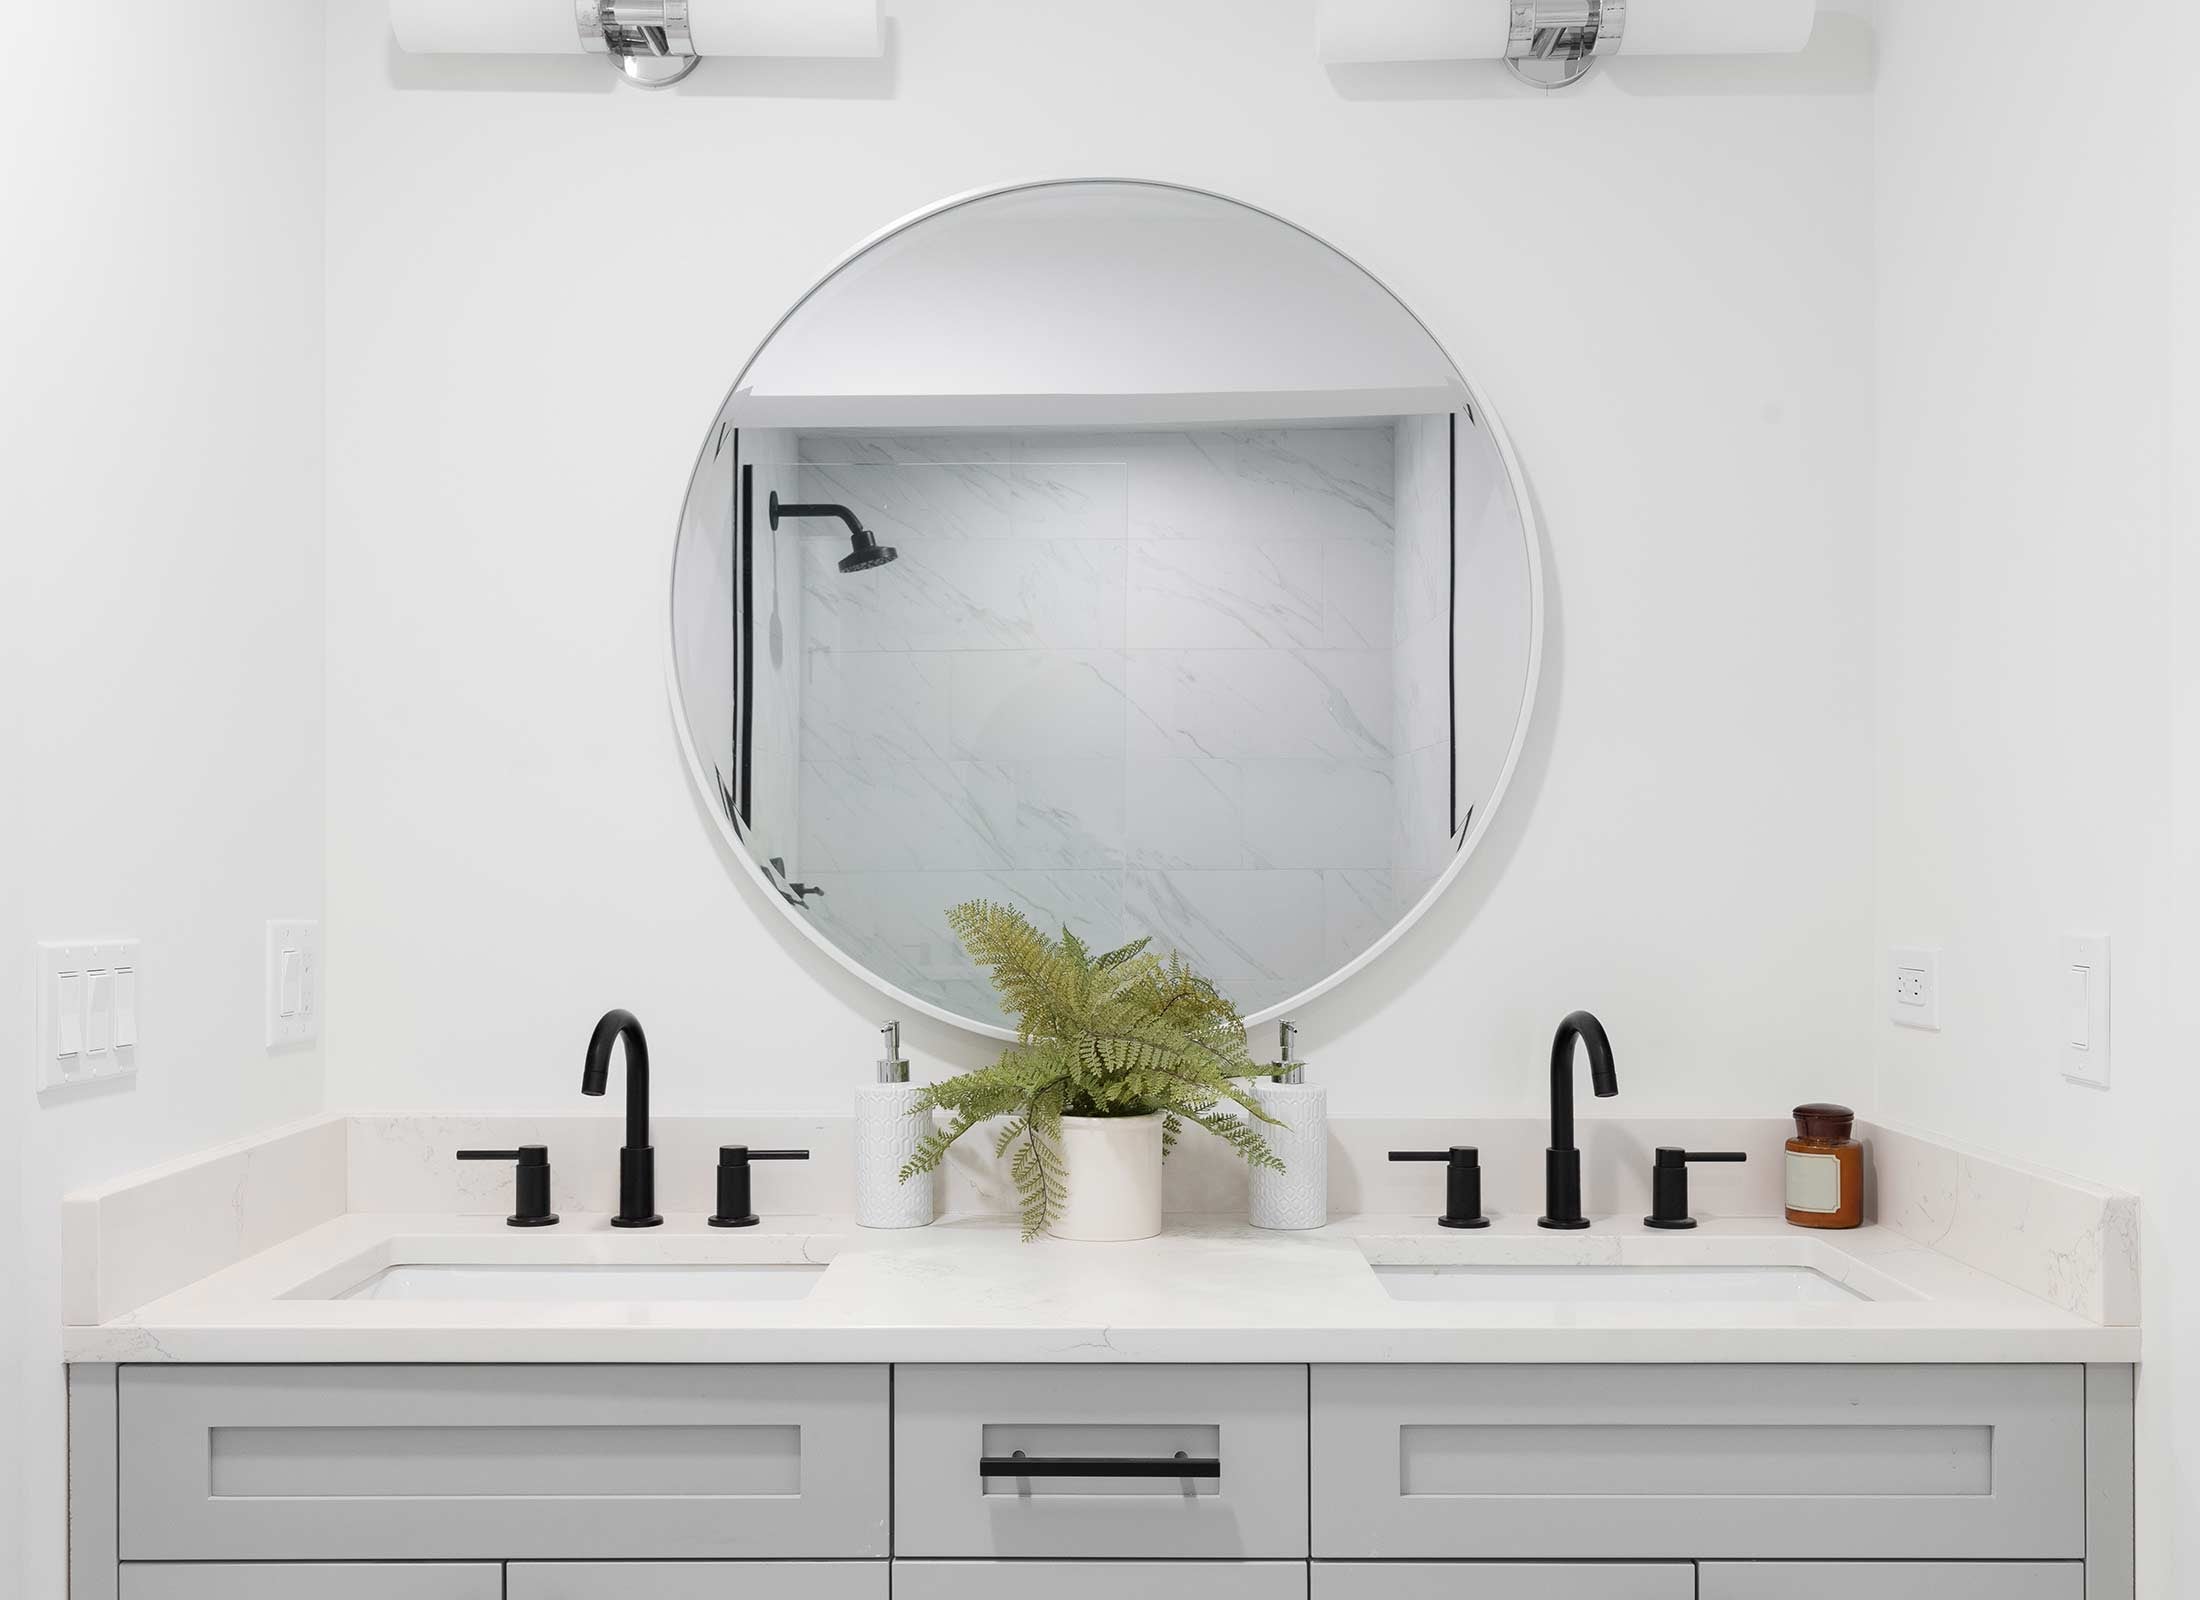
917;898;1288;1237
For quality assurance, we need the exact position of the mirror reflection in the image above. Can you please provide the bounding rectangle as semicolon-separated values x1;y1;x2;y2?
671;183;1537;1035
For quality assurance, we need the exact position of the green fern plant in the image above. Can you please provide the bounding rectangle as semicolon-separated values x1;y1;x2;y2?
899;900;1284;1239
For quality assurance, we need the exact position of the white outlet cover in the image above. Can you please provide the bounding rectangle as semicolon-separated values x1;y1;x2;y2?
2060;934;2110;1088
34;939;139;1093
265;919;322;1048
1888;945;1940;1031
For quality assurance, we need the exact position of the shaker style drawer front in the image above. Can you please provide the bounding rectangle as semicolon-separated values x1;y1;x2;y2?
897;1562;1307;1600
509;1562;889;1600
1312;1364;2084;1561
120;1565;500;1600
1313;1565;1693;1600
118;1365;890;1561
894;1364;1308;1558
1700;1563;2084;1600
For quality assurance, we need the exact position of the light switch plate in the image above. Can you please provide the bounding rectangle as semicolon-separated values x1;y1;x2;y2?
1888;945;1940;1031
265;919;322;1048
2060;934;2110;1088
34;939;139;1093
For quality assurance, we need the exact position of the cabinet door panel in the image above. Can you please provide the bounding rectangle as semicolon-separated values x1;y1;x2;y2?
1313;1363;2083;1560
1313;1565;1691;1599
1700;1563;2083;1600
119;1365;889;1561
120;1565;498;1600
509;1562;888;1599
895;1561;1305;1600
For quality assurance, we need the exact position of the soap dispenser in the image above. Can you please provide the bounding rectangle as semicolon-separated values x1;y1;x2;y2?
1248;1020;1328;1230
854;1021;934;1229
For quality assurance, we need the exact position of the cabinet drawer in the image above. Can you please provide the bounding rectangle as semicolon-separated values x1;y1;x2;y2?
1313;1567;1691;1600
120;1565;498;1600
118;1365;889;1561
897;1562;1306;1600
894;1364;1308;1558
1312;1364;2083;1560
1700;1563;2083;1600
509;1563;888;1599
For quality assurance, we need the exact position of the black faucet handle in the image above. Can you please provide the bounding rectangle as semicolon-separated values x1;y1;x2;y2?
710;1145;811;1227
1644;1147;1748;1229
1388;1147;1488;1230
455;1146;558;1228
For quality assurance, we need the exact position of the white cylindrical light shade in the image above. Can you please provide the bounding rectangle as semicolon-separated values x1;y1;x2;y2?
1317;0;1510;63
688;0;883;57
1315;0;1816;62
1622;0;1816;56
390;0;884;59
389;0;582;55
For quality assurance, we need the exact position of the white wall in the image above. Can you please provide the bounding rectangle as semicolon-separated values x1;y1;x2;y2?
324;0;1878;1120
1872;2;2191;1588
0;7;328;1593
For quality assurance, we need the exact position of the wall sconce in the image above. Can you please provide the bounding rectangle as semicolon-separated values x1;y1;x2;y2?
579;2;705;88
391;0;883;90
1317;0;1816;91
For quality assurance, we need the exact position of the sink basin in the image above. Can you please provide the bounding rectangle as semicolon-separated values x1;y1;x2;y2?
1372;1263;1869;1305
330;1262;827;1303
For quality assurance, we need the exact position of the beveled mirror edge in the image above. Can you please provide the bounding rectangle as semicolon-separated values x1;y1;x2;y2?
660;177;1546;1044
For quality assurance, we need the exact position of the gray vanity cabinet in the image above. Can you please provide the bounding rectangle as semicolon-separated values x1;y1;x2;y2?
1310;1567;1692;1600
118;1565;500;1600
507;1562;888;1599
1697;1563;2084;1600
1312;1364;2086;1561
115;1364;891;1562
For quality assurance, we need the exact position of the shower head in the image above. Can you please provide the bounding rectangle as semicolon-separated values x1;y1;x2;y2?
768;491;900;575
837;527;898;573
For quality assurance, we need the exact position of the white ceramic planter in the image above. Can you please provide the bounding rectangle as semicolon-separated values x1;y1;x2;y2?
1050;1113;1164;1241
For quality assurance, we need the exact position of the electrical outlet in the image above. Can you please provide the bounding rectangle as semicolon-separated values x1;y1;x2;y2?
2060;934;2110;1088
33;939;139;1092
1888;945;1940;1031
265;919;322;1048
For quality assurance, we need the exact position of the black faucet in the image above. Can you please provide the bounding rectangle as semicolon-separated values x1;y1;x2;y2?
1539;1009;1618;1230
581;1009;661;1228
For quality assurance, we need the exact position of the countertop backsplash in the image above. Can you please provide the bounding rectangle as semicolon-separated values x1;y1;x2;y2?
62;1109;2137;1331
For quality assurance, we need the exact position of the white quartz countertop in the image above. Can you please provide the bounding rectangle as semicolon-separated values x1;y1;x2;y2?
65;1210;2137;1366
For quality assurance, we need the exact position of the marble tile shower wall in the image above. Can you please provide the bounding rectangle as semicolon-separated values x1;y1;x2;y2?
793;428;1404;1022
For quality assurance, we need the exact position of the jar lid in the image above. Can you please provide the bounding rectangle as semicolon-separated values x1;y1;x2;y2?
1792;1102;1855;1139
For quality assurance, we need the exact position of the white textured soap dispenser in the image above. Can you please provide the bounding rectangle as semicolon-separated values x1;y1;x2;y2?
854;1021;934;1229
1248;1019;1328;1230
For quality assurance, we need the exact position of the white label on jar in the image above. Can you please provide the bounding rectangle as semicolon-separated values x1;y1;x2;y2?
1786;1150;1843;1214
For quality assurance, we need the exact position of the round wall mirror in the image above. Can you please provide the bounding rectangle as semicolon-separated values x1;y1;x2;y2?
669;180;1541;1039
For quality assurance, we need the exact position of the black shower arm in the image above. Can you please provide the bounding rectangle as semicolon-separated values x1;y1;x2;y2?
769;496;868;538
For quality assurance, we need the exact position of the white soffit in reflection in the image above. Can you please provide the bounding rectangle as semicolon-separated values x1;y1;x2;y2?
736;184;1465;422
1318;0;1817;89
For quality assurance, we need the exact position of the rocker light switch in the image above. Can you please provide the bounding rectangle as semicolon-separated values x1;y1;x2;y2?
266;919;322;1047
34;940;139;1093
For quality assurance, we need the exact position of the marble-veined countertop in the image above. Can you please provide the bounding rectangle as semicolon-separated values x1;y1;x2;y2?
64;1208;2137;1366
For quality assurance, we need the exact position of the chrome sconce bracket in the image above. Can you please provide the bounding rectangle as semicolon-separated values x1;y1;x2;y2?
1507;0;1627;90
578;0;700;88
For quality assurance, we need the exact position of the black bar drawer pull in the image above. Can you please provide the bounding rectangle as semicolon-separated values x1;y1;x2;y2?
979;1450;1221;1479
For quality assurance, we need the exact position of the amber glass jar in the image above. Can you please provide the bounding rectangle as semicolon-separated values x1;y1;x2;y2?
1784;1103;1862;1229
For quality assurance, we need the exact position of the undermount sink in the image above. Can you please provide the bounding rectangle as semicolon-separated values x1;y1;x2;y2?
328;1262;828;1303
1372;1263;1869;1305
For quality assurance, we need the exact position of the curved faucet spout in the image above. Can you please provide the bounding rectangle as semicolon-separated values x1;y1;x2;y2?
1548;1009;1617;1155
581;1009;660;1227
582;1008;650;1154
